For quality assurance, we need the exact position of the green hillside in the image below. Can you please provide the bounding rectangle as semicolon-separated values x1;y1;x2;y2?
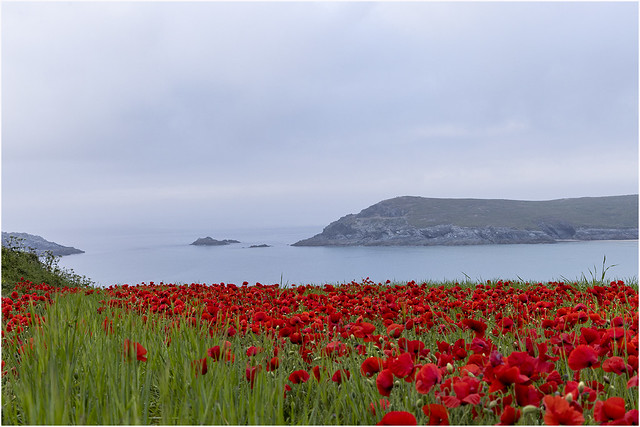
1;242;93;293
370;195;638;230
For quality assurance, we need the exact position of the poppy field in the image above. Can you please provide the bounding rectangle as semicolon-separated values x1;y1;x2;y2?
1;277;638;425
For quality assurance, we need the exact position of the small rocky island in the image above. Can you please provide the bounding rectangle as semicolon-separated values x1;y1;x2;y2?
249;244;271;248
191;237;240;246
1;232;85;256
293;195;638;247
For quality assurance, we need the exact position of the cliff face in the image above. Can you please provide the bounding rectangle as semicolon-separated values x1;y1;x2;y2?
293;195;639;246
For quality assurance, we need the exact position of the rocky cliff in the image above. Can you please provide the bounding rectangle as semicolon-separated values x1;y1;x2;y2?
293;195;638;246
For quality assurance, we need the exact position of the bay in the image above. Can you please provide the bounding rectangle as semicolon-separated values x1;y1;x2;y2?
56;226;638;287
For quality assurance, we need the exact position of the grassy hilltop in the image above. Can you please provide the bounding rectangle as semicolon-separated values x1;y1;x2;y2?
371;195;639;229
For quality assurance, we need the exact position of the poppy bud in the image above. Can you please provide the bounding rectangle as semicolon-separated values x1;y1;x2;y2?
446;363;454;374
603;375;611;384
488;400;498;409
578;381;585;393
565;394;573;403
350;334;355;340
522;405;539;415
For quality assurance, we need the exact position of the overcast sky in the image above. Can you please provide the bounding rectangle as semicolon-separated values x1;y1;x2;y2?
2;1;638;239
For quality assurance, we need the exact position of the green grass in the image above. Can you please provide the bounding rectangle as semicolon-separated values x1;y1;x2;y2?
1;242;93;294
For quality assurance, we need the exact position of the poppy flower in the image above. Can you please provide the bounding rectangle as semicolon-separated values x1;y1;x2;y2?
452;376;481;406
387;323;404;338
246;346;262;357
594;397;626;423
312;365;323;381
542;395;584;425
498;405;521;425
192;357;207;376
422;403;449;425
390;352;414;379
332;369;351;384
207;346;222;361
288;369;310;384
376;369;394;397
267;356;279;371
602;356;632;375
514;384;542;407
567;345;600;371
124;339;147;362
462;318;487;337
245;365;261;389
415;363;441;394
623;410;639;425
377;411;417;425
361;357;385;377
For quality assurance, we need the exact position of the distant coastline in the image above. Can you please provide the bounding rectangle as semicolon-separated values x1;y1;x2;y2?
293;195;639;247
1;232;84;256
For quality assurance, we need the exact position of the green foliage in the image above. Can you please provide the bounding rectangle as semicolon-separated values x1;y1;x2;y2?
1;236;93;294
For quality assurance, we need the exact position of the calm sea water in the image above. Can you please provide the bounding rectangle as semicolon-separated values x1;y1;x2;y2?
56;226;639;287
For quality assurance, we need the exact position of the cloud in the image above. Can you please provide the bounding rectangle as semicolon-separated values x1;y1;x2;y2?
2;1;637;234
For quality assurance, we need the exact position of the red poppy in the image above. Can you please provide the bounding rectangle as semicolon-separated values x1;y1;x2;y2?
543;395;584;425
192;358;207;376
390;352;414;379
377;411;417;425
602;356;632;375
207;345;221;361
124;339;147;362
267;356;279;371
490;365;528;393
288;369;310;384
623;410;639;425
246;346;262;357
422;403;449;425
332;369;351;384
462;318;487;337
594;397;626;423
361;357;385;377
245;365;261;389
312;365;322;381
567;345;600;371
514;384;542;407
387;323;404;338
376;369;394;397
498;405;521;425
415;363;441;394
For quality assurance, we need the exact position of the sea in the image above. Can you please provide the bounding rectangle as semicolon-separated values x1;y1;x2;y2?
56;226;639;288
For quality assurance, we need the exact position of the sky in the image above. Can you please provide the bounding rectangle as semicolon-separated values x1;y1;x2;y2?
2;1;638;241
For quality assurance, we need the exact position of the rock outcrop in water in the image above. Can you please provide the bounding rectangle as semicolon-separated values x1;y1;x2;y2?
1;232;85;256
293;195;638;247
191;237;240;246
